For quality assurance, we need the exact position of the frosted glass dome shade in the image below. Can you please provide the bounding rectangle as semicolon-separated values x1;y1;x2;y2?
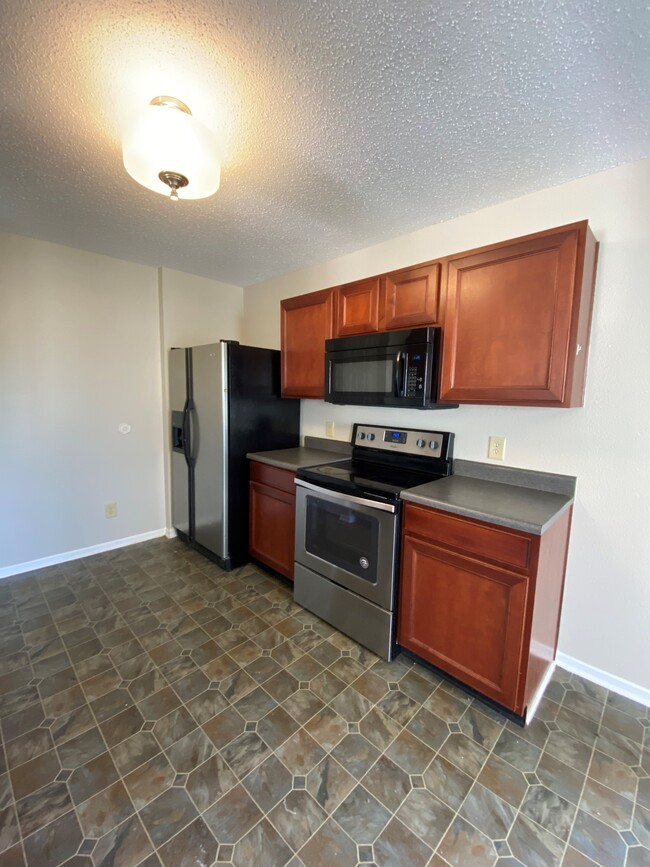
122;100;221;200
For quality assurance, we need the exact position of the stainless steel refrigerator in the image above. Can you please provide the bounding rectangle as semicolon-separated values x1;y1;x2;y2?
170;341;300;570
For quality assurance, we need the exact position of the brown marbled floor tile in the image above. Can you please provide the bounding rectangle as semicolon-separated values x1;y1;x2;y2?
333;784;391;843
241;754;292;813
16;780;73;839
276;729;325;776
67;750;119;806
123;752;175;810
305;755;356;814
232;817;293;867
76;779;134;838
330;733;380;781
297;816;357;867
91;813;153;867
110;731;160;776
158;816;218;867
9;748;61;801
221;731;271;779
139;786;198;848
22;808;82;867
269;790;327;851
202;783;262;844
569;807;627;867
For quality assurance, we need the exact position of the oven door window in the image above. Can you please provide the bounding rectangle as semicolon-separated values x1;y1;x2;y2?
304;496;379;583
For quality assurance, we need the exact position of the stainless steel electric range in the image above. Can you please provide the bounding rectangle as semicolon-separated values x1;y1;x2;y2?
294;423;454;660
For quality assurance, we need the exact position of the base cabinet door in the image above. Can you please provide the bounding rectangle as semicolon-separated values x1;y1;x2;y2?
398;533;527;710
249;463;296;581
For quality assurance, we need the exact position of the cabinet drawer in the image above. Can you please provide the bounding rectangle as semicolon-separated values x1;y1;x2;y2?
250;462;296;495
403;503;534;573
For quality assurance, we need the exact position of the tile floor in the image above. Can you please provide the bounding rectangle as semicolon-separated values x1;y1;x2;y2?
0;538;648;867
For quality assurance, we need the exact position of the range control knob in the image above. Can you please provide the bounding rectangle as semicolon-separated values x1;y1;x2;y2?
416;438;426;448
367;433;375;441
358;432;366;440
429;440;439;450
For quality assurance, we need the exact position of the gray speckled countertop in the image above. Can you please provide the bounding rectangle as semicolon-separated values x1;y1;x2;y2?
247;437;351;472
401;475;574;535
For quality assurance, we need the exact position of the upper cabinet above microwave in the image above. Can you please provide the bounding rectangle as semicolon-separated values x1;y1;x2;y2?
280;221;598;405
334;262;442;338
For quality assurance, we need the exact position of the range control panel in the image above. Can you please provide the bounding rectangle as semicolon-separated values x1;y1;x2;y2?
353;424;452;460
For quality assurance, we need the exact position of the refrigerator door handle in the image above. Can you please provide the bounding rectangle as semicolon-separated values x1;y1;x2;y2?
188;400;199;467
182;398;192;467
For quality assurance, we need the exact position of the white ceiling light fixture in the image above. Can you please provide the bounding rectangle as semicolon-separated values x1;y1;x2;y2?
122;96;221;202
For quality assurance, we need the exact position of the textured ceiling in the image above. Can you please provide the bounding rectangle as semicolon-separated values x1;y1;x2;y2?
1;0;648;286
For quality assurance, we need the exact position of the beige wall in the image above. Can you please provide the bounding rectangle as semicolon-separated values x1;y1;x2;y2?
242;159;650;695
158;267;244;529
0;234;166;572
0;241;245;575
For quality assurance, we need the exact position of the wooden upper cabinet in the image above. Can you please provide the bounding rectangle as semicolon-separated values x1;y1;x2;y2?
335;277;381;337
380;262;441;330
439;221;598;406
281;287;334;398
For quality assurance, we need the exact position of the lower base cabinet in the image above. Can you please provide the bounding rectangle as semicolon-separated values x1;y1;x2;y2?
249;462;296;581
398;503;572;717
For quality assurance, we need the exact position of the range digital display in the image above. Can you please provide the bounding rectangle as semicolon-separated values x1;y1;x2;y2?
384;429;407;444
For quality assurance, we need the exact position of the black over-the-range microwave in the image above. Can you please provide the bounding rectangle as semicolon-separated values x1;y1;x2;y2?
324;327;457;409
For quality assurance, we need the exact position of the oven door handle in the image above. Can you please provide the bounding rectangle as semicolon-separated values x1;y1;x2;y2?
295;479;397;514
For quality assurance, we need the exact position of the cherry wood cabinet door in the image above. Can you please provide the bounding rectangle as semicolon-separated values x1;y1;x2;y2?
439;221;597;406
335;277;381;336
398;533;527;710
380;262;441;330
249;481;296;581
281;288;334;398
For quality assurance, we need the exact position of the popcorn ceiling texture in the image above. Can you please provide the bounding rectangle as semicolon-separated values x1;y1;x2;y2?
0;0;648;286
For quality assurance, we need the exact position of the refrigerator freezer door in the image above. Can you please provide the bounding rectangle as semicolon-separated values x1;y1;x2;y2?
170;348;190;537
191;343;228;560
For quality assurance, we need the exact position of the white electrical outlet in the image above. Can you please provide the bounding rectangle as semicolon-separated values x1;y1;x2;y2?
488;436;506;461
325;421;335;438
105;502;118;519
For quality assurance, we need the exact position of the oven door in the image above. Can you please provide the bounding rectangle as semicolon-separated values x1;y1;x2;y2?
294;480;398;610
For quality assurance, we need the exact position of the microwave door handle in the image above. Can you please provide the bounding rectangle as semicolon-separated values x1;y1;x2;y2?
395;351;405;397
395;351;409;397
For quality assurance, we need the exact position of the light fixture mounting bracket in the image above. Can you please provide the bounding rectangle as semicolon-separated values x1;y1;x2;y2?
158;170;189;201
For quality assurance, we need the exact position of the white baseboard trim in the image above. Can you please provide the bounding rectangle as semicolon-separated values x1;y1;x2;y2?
526;661;556;724
0;529;167;581
556;652;650;708
165;528;177;539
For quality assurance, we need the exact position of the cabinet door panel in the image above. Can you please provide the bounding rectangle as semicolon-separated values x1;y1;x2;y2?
335;277;380;336
380;263;441;330
440;222;591;405
281;288;334;398
398;535;527;709
249;482;296;581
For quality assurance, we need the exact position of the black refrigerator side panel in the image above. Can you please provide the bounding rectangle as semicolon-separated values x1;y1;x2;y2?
227;344;301;569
